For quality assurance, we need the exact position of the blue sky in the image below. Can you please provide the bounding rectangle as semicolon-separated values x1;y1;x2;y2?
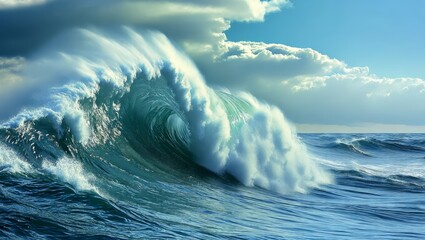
227;0;425;79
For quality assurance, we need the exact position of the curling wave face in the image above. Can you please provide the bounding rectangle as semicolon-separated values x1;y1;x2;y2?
0;27;331;198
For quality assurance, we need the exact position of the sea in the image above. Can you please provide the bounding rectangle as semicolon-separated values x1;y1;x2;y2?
0;27;424;239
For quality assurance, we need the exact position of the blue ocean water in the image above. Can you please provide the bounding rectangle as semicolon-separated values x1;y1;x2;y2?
1;28;424;239
1;132;424;239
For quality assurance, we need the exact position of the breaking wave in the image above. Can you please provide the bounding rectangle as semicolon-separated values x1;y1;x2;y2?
0;27;331;196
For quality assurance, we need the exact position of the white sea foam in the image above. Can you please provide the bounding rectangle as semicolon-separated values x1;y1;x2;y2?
226;96;332;193
42;157;99;193
0;144;33;174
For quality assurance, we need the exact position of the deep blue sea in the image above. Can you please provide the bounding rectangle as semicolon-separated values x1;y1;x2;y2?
1;28;424;239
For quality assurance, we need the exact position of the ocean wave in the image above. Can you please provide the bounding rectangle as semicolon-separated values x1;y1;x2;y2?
317;158;425;191
0;27;331;195
330;140;373;157
353;138;425;152
311;135;425;157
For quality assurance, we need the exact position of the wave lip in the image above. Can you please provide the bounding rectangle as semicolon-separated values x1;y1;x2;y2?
333;139;374;157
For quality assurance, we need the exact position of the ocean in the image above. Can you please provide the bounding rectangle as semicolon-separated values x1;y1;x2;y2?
0;28;424;239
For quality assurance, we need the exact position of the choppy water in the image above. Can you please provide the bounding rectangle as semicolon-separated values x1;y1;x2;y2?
1;27;424;239
2;133;424;239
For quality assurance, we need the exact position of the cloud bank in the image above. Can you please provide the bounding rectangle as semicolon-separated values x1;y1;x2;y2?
199;41;425;126
0;0;424;129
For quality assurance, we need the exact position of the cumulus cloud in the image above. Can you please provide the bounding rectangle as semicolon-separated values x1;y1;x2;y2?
199;41;425;126
201;41;346;86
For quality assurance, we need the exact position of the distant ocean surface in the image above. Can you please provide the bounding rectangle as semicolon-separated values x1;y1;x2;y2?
1;28;424;239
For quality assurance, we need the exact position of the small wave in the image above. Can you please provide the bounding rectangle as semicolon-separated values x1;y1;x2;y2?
317;138;373;157
355;138;425;152
42;157;99;193
315;136;425;157
319;158;425;190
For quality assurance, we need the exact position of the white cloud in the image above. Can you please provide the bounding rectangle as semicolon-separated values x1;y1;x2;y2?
198;41;425;126
203;41;346;84
0;0;47;8
0;57;25;93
